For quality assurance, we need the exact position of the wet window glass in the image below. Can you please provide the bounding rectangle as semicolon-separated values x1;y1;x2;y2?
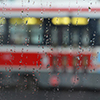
1;1;100;100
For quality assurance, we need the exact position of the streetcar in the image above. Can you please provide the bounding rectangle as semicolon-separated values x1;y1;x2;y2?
0;0;100;89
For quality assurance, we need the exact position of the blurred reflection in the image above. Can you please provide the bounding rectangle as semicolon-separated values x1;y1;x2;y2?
72;30;79;47
10;25;27;44
31;25;43;44
51;27;58;46
82;30;90;47
62;27;69;46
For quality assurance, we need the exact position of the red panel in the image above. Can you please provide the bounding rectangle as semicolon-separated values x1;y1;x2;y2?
0;52;41;66
0;52;92;70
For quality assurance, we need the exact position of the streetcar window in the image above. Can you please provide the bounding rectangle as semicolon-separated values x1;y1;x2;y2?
97;19;100;35
81;29;90;46
9;18;28;45
1;17;100;46
62;27;69;46
51;27;58;46
71;28;79;47
10;25;27;45
9;17;43;45
50;17;91;47
31;25;43;44
0;17;6;44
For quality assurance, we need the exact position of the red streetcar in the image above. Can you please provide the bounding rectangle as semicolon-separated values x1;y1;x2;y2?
0;0;100;89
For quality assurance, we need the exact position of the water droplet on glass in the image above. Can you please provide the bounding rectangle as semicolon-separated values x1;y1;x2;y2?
9;69;11;72
18;73;20;76
28;0;30;3
47;64;50;68
77;56;80;60
33;1;35;4
49;4;51;8
41;11;43;15
26;20;28;25
21;10;23;13
88;7;91;12
19;67;21;70
19;60;22;63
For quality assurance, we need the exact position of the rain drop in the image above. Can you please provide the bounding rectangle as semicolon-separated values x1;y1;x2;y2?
88;7;91;12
